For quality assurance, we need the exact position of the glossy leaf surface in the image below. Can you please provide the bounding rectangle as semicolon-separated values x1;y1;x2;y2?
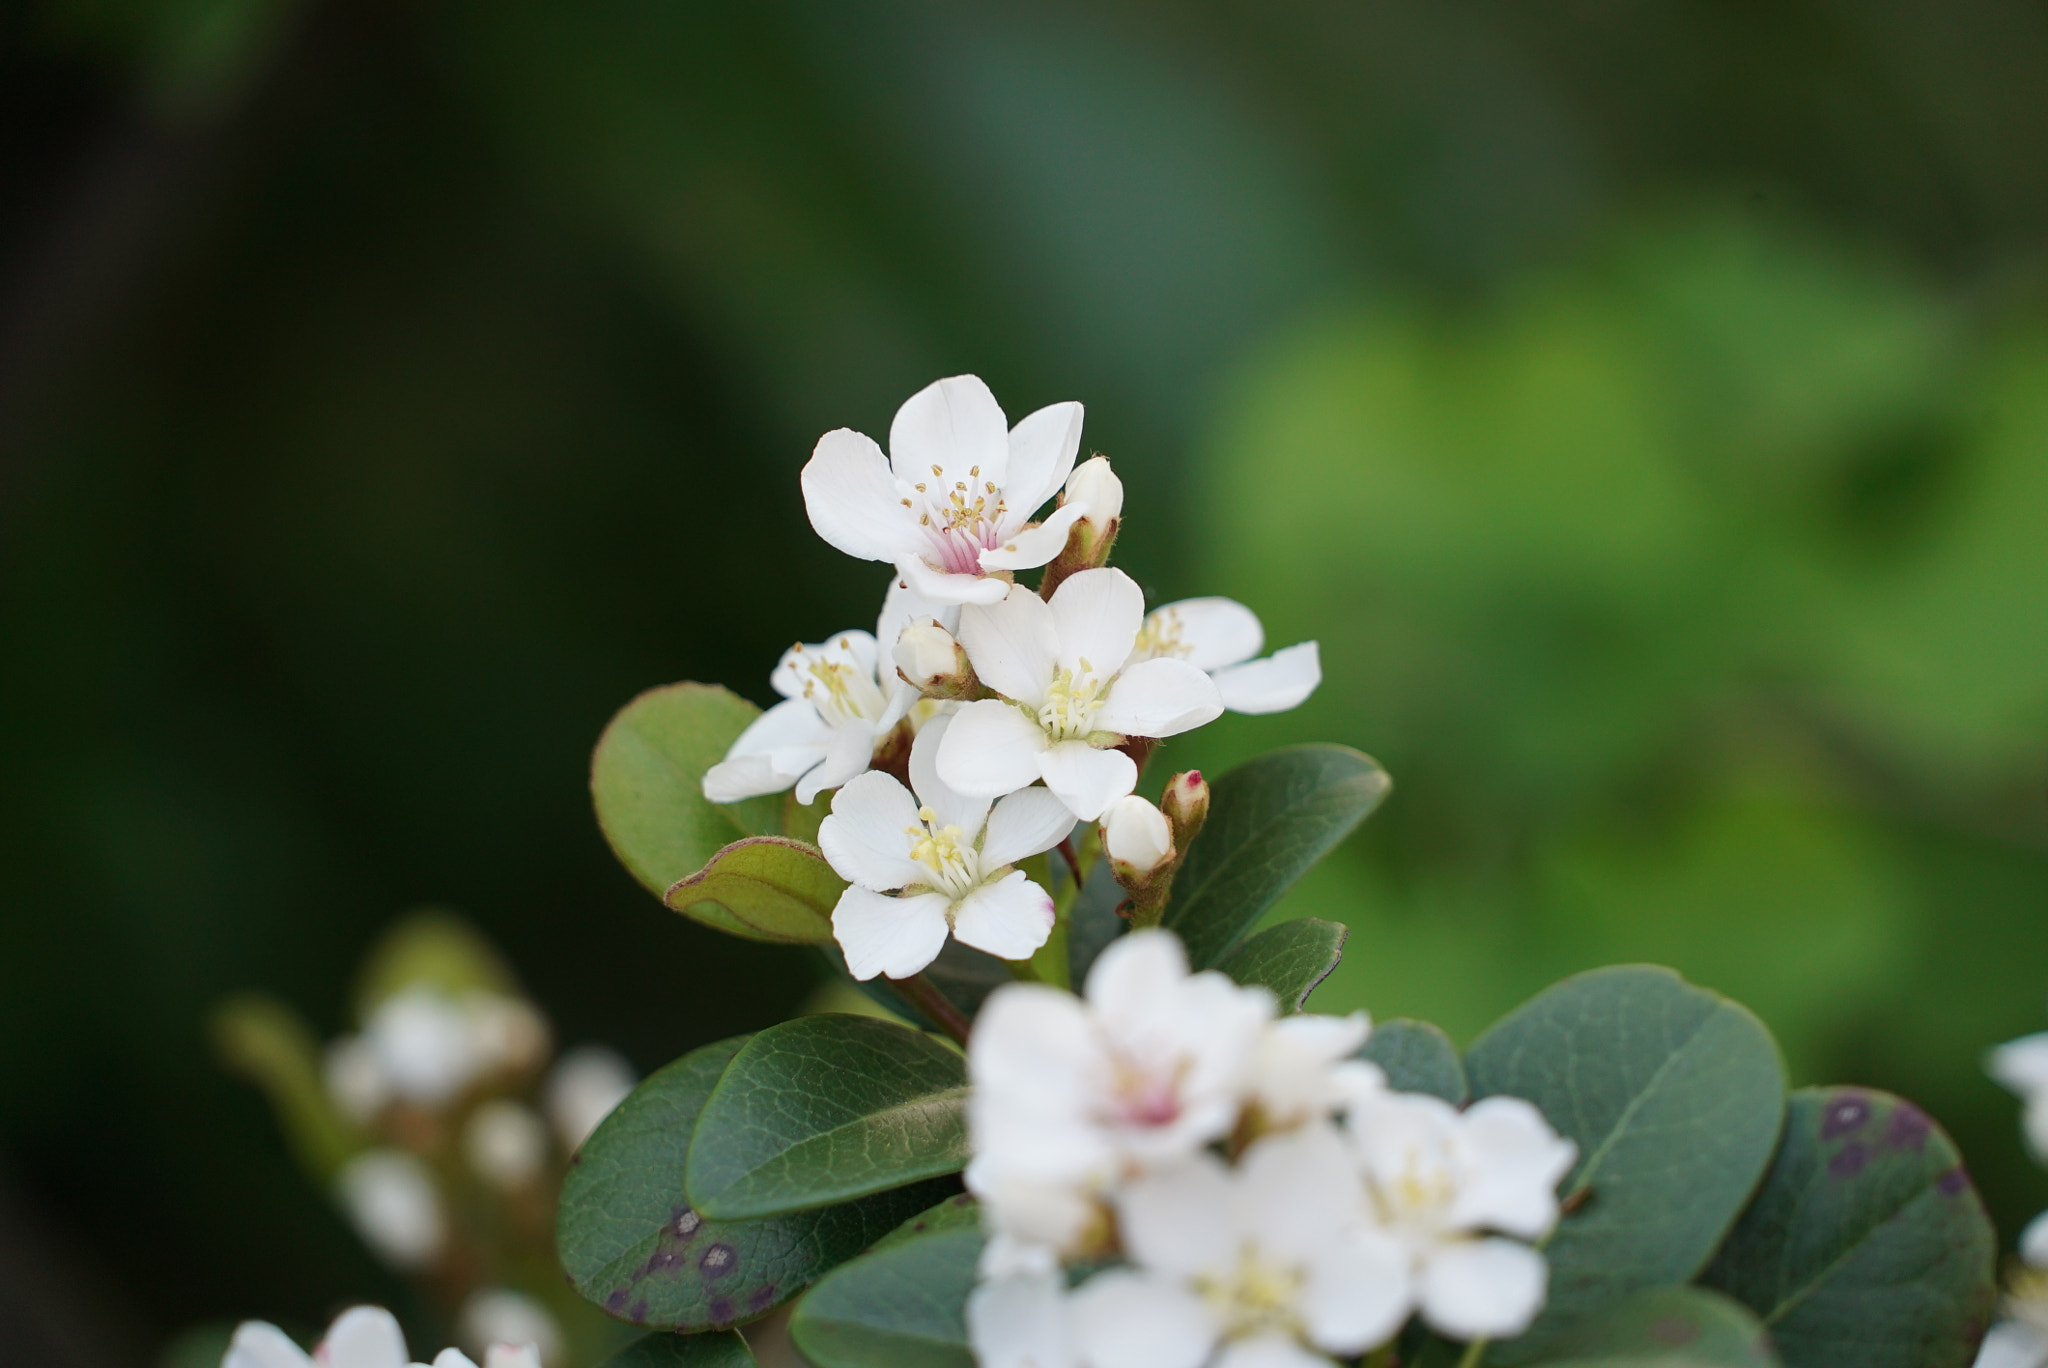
1535;1286;1780;1367
1216;917;1348;1011
1360;1016;1468;1105
788;1207;984;1368
665;835;841;945
594;1331;757;1368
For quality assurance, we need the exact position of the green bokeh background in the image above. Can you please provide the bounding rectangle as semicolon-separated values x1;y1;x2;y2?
3;2;2047;1361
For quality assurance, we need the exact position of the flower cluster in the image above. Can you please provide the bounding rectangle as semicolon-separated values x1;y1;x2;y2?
224;1304;539;1368
964;931;1577;1368
707;374;1321;980
1978;1034;2048;1368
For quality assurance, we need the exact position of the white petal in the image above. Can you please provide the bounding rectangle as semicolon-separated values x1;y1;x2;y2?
1095;659;1225;739
1450;1097;1576;1240
802;428;915;563
702;751;806;803
1084;927;1191;1010
794;721;879;805
1149;597;1264;670
1212;642;1322;715
952;871;1056;960
1214;1334;1340;1368
482;1350;540;1368
981;502;1089;572
832;886;952;980
1038;741;1137;821
1990;1035;2048;1098
2025;1098;2048;1165
1974;1321;2048;1368
897;554;1013;606
1300;1226;1413;1354
769;630;880;701
909;712;991;839
1070;1270;1217;1368
2024;1211;2048;1269
968;1273;1078;1368
1234;1123;1366;1260
1115;1155;1239;1277
890;374;1009;490
938;700;1050;798
981;786;1078;868
431;1352;480;1368
224;1322;312;1368
817;772;925;891
1047;568;1144;677
317;1306;411;1368
958;586;1059;706
718;696;834;761
1005;400;1084;515
1417;1238;1548;1342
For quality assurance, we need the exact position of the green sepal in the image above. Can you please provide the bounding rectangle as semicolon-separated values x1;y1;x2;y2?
665;835;842;945
1216;917;1348;1011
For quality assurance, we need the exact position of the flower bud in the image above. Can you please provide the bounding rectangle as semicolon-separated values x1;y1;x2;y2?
1159;769;1210;847
893;618;979;699
1064;455;1123;529
463;1099;550;1189
1101;795;1174;879
545;1045;637;1151
336;1148;445;1269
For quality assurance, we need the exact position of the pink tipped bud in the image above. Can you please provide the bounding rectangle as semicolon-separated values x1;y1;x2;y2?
1159;769;1210;846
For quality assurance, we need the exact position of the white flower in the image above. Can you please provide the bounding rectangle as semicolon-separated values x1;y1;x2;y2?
1101;795;1174;877
941;570;1223;821
461;1289;564;1368
966;930;1273;1261
1133;598;1320;716
1248;1013;1380;1132
1990;1034;2048;1162
325;1035;391;1124
1341;1090;1577;1341
818;713;1075;979
1064;456;1123;530
801;374;1090;605
1068;1124;1409;1368
222;1304;540;1368
463;1100;551;1189
339;986;550;1114
1971;1213;2048;1368
545;1045;637;1151
703;577;955;804
967;1272;1079;1368
336;1148;445;1270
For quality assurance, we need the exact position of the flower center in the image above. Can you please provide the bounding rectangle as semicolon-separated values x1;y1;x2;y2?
1131;609;1190;662
1371;1144;1460;1237
904;464;1010;574
906;806;981;899
1038;662;1108;740
1101;1052;1189;1129
1194;1242;1307;1343
793;640;887;727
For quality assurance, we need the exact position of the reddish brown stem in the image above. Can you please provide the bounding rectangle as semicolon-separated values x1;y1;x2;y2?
894;972;972;1045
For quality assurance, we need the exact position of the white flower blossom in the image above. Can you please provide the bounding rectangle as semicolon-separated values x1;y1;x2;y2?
1247;1012;1380;1132
818;713;1074;980
328;986;550;1117
463;1100;551;1189
967;1272;1079;1368
1971;1212;2048;1368
461;1289;564;1368
1133;598;1320;716
703;578;955;804
337;1148;446;1270
1990;1034;2048;1163
1341;1089;1577;1341
1101;795;1174;876
966;930;1274;1264
545;1045;637;1151
222;1303;541;1368
941;571;1224;821
1067;1124;1410;1368
802;374;1091;605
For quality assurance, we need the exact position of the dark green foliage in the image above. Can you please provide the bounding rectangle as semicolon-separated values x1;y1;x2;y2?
595;1331;757;1368
1535;1286;1779;1367
788;1217;984;1368
1216;917;1348;1011
1360;1016;1469;1105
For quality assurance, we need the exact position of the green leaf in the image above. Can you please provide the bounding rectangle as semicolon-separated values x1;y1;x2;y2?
1534;1286;1780;1367
592;683;782;901
1464;966;1787;1363
1216;917;1348;1011
1163;744;1389;967
687;1015;968;1220
1700;1087;1996;1368
872;1193;982;1249
559;1035;952;1332
665;836;842;945
1359;1017;1468;1105
211;992;362;1178
789;1218;985;1368
595;1330;757;1368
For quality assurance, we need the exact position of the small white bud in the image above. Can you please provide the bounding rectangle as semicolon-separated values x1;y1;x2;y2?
324;1035;391;1124
1100;795;1173;875
366;987;477;1105
894;619;969;689
336;1148;445;1269
463;1100;551;1189
1063;456;1122;528
545;1045;638;1151
462;1288;563;1368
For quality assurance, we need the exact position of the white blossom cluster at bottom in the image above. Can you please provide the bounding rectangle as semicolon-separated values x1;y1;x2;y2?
223;1305;538;1368
964;931;1577;1368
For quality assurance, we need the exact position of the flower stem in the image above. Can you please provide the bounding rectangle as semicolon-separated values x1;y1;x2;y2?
1454;1338;1490;1368
896;973;972;1045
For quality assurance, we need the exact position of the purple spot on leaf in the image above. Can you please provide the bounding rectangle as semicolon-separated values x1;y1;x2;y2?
1885;1105;1931;1152
1830;1142;1870;1178
1939;1166;1970;1196
1821;1093;1871;1140
749;1284;779;1311
699;1242;738;1279
1650;1316;1698;1347
709;1296;736;1323
628;1300;648;1323
605;1290;629;1313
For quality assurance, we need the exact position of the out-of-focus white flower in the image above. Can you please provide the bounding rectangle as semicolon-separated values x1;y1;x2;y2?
1341;1090;1577;1341
463;1100;551;1190
1069;1124;1409;1368
545;1045;637;1151
1133;598;1321;716
461;1289;563;1368
348;986;548;1112
966;930;1273;1263
1101;795;1173;878
221;1303;537;1368
1970;1212;2048;1368
1248;1013;1380;1132
324;1035;391;1125
941;571;1223;821
801;374;1089;605
704;578;955;804
819;713;1073;979
967;1270;1078;1368
466;996;550;1077
1990;1034;2048;1162
337;1148;446;1270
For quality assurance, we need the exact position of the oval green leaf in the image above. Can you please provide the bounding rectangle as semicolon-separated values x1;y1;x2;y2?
1535;1286;1780;1367
559;1035;951;1332
1359;1017;1468;1105
1163;744;1389;967
592;683;783;901
1701;1087;1996;1368
595;1331;756;1368
665;836;841;945
1464;965;1787;1363
789;1215;985;1368
1216;917;1348;1012
686;1015;969;1221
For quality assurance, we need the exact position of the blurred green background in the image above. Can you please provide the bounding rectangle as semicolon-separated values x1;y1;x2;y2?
4;0;2048;1361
